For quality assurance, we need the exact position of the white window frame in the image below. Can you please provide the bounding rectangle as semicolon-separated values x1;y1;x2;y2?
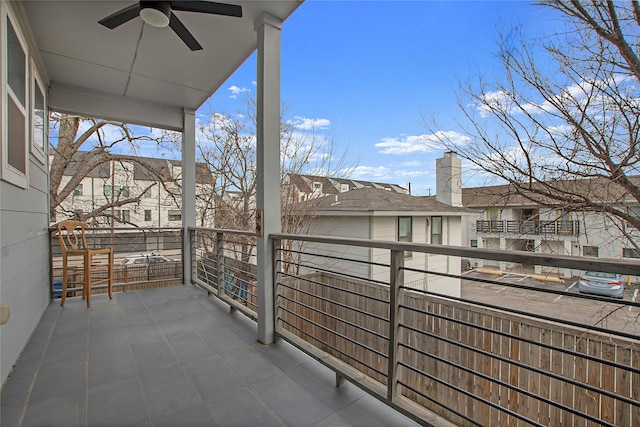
30;62;47;165
431;216;443;245
398;216;412;258
2;7;30;188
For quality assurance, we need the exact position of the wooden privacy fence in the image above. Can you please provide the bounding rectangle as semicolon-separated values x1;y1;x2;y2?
52;261;182;296
278;271;639;426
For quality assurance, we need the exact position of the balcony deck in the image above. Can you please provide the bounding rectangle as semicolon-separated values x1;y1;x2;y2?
1;285;418;427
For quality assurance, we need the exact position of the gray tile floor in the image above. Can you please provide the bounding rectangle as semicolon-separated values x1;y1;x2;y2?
1;285;420;427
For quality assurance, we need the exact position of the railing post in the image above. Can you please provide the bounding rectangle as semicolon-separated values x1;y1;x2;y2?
272;237;281;336
216;232;225;300
388;249;404;402
188;228;195;285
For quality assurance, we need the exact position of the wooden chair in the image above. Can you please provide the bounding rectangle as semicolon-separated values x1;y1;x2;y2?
56;220;113;308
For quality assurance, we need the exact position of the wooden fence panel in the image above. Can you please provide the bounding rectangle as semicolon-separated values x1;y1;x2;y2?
277;272;640;427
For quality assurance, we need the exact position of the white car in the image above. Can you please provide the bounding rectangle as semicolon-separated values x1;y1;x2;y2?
121;253;175;265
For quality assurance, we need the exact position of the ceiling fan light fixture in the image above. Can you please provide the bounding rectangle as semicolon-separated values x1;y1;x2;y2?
139;1;171;27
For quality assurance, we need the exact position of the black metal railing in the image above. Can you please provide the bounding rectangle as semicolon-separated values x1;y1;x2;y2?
477;219;580;235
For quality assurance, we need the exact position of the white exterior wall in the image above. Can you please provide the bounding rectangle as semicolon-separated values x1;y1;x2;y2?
54;165;215;228
467;204;640;275
371;215;461;297
304;216;372;278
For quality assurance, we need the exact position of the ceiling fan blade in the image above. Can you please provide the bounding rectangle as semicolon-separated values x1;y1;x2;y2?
169;13;203;51
98;4;141;29
171;1;242;17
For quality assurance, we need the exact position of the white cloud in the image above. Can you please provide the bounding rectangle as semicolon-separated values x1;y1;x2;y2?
347;165;392;179
375;131;469;155
287;116;331;131
228;85;251;99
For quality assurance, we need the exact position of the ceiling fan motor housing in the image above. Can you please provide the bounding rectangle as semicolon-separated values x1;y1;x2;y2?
139;1;171;27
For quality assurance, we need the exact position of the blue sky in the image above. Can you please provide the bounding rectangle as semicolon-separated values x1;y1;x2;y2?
198;0;563;196
84;1;560;195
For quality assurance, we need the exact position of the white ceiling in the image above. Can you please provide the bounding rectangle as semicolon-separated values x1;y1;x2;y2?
19;0;302;129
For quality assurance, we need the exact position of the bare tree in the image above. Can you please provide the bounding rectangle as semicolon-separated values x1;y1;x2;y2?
50;113;177;225
425;1;640;239
196;96;353;275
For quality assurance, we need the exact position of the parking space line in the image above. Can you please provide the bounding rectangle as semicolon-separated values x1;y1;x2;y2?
554;282;577;303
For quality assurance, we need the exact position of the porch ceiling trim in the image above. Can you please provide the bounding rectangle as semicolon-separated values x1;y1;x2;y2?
19;0;303;130
49;82;185;131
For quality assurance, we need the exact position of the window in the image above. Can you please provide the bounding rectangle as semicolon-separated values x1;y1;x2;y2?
470;239;478;248
31;70;46;164
398;217;412;257
168;187;181;196
144;210;152;221
627;207;640;228
583;246;599;257
487;209;500;232
2;12;29;188
340;183;349;192
623;248;640;258
431;216;442;245
104;185;129;197
143;188;153;198
312;182;322;192
557;210;573;233
73;184;83;196
111;209;130;222
168;210;181;221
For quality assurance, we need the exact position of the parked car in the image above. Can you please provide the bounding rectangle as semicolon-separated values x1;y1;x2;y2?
121;253;175;265
578;271;624;299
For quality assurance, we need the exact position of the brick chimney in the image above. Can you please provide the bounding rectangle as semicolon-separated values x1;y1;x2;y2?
436;151;462;207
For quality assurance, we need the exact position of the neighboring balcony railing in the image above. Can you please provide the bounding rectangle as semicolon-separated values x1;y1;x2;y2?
189;227;640;427
49;226;183;299
477;219;580;235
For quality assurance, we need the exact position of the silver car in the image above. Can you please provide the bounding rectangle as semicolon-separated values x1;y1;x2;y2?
121;253;174;265
578;271;624;299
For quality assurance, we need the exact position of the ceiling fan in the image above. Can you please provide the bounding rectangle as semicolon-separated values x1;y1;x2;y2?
98;1;242;51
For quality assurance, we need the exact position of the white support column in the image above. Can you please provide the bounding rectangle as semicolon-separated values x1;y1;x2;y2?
499;236;507;272
534;239;542;275
562;240;572;278
255;13;282;344
182;108;197;285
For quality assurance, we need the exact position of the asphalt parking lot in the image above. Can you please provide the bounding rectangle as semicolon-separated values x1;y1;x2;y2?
460;269;640;335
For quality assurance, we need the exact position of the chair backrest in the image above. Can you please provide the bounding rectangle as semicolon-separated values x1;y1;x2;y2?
56;220;89;254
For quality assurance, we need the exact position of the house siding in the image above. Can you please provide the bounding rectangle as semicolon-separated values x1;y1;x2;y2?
1;157;50;384
1;3;50;385
305;216;372;278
